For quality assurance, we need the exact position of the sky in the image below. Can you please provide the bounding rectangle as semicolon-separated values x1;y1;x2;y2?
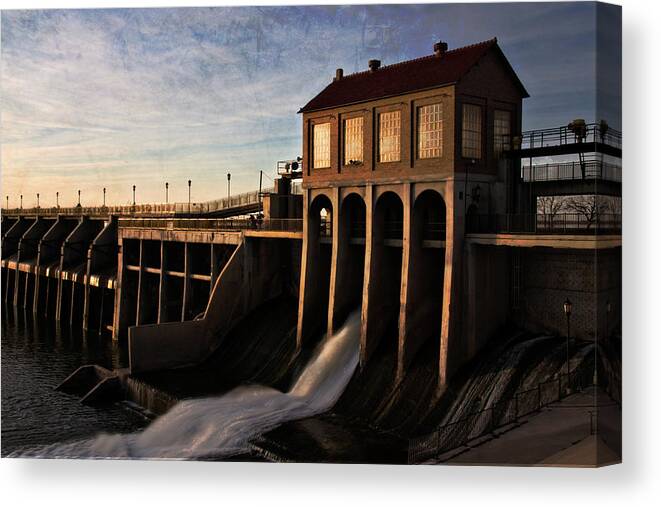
0;2;621;207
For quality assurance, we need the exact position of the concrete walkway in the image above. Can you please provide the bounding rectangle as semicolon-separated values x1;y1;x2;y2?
434;387;620;467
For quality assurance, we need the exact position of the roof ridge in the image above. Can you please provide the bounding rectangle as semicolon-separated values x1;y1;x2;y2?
337;37;497;82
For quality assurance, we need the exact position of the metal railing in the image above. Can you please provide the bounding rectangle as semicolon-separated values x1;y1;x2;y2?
3;186;275;218
522;161;622;183
408;361;596;464
516;123;621;151
466;213;622;235
118;217;302;233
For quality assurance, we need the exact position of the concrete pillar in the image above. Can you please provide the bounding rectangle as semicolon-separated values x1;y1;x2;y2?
112;237;128;340
136;239;145;325
181;242;191;321
396;183;412;381
296;189;311;350
439;178;464;388
359;184;374;367
157;240;168;324
326;187;341;338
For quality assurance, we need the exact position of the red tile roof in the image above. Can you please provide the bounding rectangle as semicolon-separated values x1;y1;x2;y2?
299;38;528;113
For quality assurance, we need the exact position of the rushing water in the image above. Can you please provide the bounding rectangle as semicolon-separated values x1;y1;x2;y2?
12;311;361;460
1;306;148;457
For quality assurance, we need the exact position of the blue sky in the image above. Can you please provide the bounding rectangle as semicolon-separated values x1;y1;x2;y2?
1;3;621;207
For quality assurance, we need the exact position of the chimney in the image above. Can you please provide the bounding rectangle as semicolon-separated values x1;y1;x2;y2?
434;41;448;57
368;59;381;72
334;68;344;81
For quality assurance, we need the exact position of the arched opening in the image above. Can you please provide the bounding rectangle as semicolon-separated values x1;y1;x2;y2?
404;189;447;371
332;193;367;329
303;194;334;341
366;191;404;359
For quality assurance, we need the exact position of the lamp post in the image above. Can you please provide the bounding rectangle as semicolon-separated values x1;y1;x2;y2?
6;195;8;210
227;173;231;203
188;180;191;213
103;187;106;207
56;192;59;208
165;182;169;204
77;190;81;207
132;185;136;206
563;298;573;395
20;194;23;210
606;300;612;342
36;193;40;208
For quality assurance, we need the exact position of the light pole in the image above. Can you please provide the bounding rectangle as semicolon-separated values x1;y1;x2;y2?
563;298;573;395
103;187;106;207
188;180;191;213
165;182;169;204
56;191;59;208
606;300;612;342
227;173;231;203
77;190;81;207
20;194;23;210
6;195;8;210
36;193;40;208
132;185;136;206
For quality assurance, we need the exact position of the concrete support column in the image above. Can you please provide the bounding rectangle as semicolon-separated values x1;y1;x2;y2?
136;239;145;325
181;242;191;321
157;241;168;324
359;184;374;367
439;178;464;388
295;189;311;351
396;183;413;381
326;187;341;338
112;237;128;341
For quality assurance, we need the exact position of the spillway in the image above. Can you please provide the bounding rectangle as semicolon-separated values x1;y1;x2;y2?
15;312;361;459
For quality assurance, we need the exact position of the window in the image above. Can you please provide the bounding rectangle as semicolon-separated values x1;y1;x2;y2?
313;122;331;169
417;103;443;159
494;110;511;157
344;117;364;164
462;104;482;159
379;111;401;163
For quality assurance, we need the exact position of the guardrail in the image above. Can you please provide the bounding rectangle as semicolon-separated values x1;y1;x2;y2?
517;122;621;151
467;213;621;235
408;360;596;464
3;186;275;218
522;161;621;183
118;217;302;232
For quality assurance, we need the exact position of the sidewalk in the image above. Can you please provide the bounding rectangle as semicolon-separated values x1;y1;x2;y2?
433;387;620;467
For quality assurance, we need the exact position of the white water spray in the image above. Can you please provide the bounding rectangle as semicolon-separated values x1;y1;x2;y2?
21;312;361;460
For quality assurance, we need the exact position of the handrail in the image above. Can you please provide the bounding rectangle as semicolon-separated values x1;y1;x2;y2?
522;160;622;183
408;360;600;464
466;213;622;235
516;122;621;151
117;217;303;233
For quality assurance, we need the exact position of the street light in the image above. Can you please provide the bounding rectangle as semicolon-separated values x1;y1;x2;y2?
188;179;191;212
56;191;59;208
103;187;106;207
563;298;573;395
227;172;231;203
132;185;136;206
606;300;612;341
6;195;8;210
77;190;81;207
165;182;169;204
20;194;23;209
36;193;40;208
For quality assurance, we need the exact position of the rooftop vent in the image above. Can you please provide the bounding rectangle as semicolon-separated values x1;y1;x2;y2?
334;68;344;81
434;41;448;57
368;59;381;72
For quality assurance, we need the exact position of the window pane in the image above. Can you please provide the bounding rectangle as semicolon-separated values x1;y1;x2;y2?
344;117;364;164
494;110;511;157
313;122;331;169
379;111;401;163
418;103;443;159
462;104;482;159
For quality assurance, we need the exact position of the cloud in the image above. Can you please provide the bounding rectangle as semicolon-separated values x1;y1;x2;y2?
1;4;620;206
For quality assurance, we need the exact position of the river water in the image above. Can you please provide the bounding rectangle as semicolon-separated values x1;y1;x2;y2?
2;306;361;460
1;306;148;456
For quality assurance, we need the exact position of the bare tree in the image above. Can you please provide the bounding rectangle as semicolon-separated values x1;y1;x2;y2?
564;194;609;229
537;195;566;230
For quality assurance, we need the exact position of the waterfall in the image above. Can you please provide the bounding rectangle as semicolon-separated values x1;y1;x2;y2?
18;312;361;460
